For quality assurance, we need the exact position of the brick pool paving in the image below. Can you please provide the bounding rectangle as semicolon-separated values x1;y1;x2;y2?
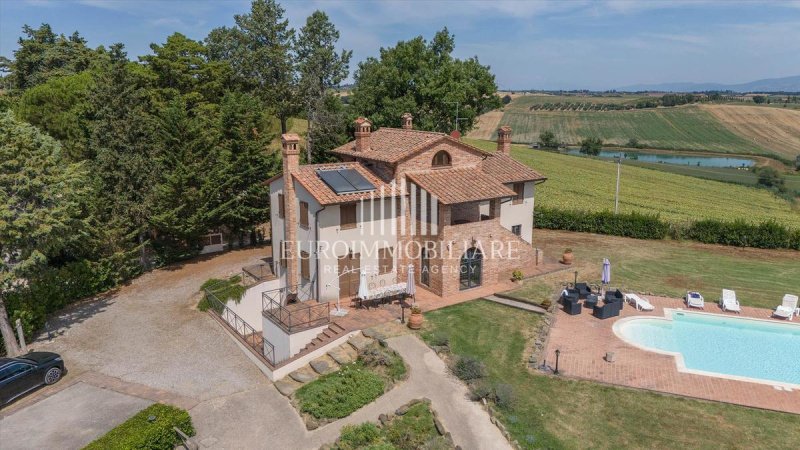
544;294;800;414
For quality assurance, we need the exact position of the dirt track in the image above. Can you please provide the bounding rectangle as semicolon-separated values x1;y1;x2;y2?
701;104;800;160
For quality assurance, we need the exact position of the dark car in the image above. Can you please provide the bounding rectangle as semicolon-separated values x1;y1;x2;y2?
0;352;65;406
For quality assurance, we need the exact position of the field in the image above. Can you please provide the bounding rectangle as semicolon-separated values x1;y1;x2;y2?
700;104;800;160
622;160;800;191
531;229;800;310
464;138;799;227
420;300;800;449
469;96;800;160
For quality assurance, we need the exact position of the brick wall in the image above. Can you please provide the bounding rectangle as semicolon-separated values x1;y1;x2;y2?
396;141;483;181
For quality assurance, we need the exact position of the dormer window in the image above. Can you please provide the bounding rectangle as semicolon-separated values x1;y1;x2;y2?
432;150;452;167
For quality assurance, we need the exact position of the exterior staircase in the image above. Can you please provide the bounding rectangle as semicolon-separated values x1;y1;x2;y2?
296;322;348;355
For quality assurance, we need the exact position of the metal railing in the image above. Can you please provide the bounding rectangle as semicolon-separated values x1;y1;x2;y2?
262;283;330;334
204;286;278;365
241;261;275;285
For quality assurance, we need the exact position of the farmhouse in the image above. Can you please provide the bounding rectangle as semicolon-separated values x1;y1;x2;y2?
267;115;546;303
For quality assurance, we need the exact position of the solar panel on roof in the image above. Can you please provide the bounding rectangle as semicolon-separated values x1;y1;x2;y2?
339;168;375;191
317;168;376;195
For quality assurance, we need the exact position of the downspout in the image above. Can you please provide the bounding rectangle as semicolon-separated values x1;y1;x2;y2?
314;205;327;302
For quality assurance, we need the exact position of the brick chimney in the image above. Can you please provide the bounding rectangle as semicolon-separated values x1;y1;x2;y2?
401;112;413;130
354;117;372;152
281;133;301;289
497;125;512;155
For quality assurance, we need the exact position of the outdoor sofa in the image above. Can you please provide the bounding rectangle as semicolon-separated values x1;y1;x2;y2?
593;301;620;319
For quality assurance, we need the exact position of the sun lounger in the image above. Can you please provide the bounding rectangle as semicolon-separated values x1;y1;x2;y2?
686;291;704;309
625;293;655;311
720;289;741;313
774;294;798;321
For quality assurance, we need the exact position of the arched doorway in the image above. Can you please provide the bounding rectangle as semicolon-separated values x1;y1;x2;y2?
459;247;482;290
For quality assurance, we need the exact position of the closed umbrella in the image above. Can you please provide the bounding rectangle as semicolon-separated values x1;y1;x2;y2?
601;258;611;294
406;264;416;304
357;269;369;301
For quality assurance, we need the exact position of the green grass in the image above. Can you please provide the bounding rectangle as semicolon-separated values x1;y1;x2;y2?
464;138;799;227
621;160;800;192
84;403;194;450
421;300;800;450
502;280;554;306
535;229;800;310
295;362;386;420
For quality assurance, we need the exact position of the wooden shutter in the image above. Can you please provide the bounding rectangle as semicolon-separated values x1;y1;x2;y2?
512;183;524;205
378;247;394;274
278;193;285;218
299;201;309;228
340;203;357;229
300;250;310;280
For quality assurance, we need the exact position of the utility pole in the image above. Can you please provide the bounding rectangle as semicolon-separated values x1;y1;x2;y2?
614;155;622;214
445;101;465;133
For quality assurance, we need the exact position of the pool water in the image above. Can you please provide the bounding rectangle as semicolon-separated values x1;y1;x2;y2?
616;311;800;386
565;149;755;168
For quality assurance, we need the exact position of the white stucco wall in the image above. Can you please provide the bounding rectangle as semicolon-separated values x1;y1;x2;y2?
317;198;399;303
262;317;329;363
500;181;535;244
224;278;282;332
269;177;287;285
294;183;321;300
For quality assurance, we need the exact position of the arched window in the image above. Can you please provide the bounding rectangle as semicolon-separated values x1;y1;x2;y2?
432;150;452;167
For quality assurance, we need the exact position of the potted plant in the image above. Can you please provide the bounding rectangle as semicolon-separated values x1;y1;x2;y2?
511;269;524;283
562;248;574;265
408;305;423;329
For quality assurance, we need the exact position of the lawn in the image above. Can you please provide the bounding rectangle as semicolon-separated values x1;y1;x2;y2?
421;300;800;450
332;401;449;450
533;229;800;310
463;138;799;227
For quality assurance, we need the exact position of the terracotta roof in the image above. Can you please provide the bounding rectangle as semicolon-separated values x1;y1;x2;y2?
274;162;403;206
330;127;447;163
406;168;517;205
481;153;547;183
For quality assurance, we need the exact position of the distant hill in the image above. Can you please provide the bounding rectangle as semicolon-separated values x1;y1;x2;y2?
619;75;800;93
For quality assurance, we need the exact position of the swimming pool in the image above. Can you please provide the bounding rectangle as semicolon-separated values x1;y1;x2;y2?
614;310;800;388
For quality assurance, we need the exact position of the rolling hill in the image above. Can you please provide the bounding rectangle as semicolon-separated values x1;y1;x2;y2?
618;74;800;93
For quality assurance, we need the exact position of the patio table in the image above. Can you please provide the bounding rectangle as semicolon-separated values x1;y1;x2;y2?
358;282;408;309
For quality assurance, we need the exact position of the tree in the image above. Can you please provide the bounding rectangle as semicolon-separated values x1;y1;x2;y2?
579;137;603;156
295;11;351;162
0;111;87;355
539;130;557;149
626;137;643;149
15;71;94;161
502;94;512;105
755;167;786;191
307;92;350;163
3;24;100;91
350;28;500;133
206;0;296;132
88;44;160;270
752;95;767;104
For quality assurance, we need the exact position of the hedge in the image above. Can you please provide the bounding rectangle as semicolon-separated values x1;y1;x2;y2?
83;403;194;450
534;208;670;240
534;208;800;250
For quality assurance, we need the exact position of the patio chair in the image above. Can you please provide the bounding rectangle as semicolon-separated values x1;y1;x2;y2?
605;289;624;303
593;301;620;319
561;288;579;304
575;283;592;299
563;297;582;315
583;294;599;309
625;293;655;311
720;289;741;313
774;294;798;321
686;291;704;309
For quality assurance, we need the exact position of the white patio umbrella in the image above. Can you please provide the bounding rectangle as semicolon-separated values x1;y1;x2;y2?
601;258;611;294
406;264;416;304
357;269;370;302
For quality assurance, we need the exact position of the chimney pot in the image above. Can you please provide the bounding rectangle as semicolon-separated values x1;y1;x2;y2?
354;117;372;152
401;112;413;130
497;125;512;155
281;133;301;174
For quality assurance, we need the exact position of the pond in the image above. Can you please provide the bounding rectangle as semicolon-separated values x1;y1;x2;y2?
565;149;755;168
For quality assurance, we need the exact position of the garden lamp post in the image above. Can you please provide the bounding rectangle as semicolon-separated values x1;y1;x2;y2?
554;349;561;375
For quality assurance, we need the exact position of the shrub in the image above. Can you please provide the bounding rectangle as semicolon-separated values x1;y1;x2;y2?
470;380;494;401
535;208;670;240
384;402;438;450
494;383;516;410
451;355;486;381
541;298;552;309
358;343;408;381
684;219;800;250
295;362;386;419
83;403;194;450
511;269;524;281
336;423;385;449
579;136;603;155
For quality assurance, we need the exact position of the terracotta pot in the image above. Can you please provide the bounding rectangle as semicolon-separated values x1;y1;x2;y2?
562;251;574;265
408;312;423;330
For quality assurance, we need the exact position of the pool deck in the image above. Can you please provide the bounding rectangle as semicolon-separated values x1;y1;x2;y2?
544;294;800;414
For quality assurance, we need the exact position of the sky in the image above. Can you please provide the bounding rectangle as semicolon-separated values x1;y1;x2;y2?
2;0;800;90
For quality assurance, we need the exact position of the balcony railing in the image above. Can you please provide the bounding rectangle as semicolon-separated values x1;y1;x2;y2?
262;283;330;334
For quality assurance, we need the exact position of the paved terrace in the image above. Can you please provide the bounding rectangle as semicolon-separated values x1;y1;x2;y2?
544;295;800;414
334;260;565;332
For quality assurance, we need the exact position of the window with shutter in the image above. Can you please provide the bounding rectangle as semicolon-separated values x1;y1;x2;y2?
340;203;357;229
278;193;285;218
300;251;310;280
299;201;309;228
378;247;394;274
512;183;524;205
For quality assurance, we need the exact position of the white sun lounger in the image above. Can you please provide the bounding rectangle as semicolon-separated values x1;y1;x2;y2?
720;289;741;313
686;291;704;309
625;293;654;311
774;294;798;321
